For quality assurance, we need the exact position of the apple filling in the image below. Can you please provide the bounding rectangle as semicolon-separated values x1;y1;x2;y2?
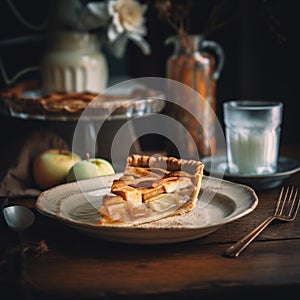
100;186;194;223
98;155;204;226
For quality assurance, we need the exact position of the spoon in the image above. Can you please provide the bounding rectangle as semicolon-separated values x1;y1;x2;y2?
2;205;35;281
3;205;35;232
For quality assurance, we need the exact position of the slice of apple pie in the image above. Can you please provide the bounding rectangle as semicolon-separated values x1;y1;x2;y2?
99;154;204;226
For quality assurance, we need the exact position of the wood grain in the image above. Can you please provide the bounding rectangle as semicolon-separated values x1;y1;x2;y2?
1;145;300;299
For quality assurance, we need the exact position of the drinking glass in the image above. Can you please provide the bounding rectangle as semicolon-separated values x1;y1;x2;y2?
223;100;283;175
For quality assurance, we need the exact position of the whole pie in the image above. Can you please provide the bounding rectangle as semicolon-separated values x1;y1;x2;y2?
99;154;204;226
0;80;160;116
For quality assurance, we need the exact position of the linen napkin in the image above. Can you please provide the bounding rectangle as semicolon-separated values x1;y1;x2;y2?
0;130;69;198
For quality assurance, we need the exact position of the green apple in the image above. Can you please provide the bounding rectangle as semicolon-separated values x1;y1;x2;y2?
33;149;81;190
66;158;115;183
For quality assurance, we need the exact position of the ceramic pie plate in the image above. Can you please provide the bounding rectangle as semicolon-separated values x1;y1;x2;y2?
35;174;258;244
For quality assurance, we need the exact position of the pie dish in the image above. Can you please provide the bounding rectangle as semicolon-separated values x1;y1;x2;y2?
35;174;258;244
0;80;165;121
99;155;204;226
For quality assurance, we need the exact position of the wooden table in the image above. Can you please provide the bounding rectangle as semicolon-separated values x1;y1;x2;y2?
1;146;300;300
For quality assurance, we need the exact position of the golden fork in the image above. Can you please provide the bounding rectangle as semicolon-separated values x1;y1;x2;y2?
225;186;300;258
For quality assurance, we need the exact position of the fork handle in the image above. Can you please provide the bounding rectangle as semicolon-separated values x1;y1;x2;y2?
224;216;275;258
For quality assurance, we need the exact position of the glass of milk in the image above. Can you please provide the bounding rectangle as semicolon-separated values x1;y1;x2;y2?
223;100;283;175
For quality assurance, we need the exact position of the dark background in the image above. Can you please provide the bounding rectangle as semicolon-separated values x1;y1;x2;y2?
0;0;299;170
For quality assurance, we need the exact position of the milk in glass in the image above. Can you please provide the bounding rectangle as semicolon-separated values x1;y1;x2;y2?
223;101;283;175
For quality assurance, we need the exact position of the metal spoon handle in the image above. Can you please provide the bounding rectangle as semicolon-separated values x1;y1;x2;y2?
224;216;275;258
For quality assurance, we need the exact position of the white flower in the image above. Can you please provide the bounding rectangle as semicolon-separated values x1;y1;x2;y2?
107;0;147;39
107;0;150;57
76;0;150;58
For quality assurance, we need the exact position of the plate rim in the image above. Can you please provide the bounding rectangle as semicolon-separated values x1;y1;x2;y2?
202;155;300;179
35;175;258;233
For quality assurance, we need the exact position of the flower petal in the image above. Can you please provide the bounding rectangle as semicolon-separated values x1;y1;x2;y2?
87;2;108;19
127;33;151;55
112;13;125;34
107;23;125;42
124;22;147;35
108;0;118;16
77;2;109;30
106;33;129;58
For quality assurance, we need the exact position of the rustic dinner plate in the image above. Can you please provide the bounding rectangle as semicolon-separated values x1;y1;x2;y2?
35;175;258;244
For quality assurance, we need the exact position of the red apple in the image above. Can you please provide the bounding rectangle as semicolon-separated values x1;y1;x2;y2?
33;149;81;190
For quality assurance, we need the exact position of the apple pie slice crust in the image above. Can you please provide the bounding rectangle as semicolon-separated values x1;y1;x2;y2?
99;155;204;226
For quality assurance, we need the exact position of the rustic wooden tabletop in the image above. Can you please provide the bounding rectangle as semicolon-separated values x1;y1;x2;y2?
1;145;300;300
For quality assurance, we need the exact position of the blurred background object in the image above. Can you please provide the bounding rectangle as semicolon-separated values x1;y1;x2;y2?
0;0;299;171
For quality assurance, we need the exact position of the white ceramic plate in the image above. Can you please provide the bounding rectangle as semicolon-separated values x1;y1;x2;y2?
35;175;258;244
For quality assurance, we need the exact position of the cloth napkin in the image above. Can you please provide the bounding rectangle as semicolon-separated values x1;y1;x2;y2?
0;130;69;198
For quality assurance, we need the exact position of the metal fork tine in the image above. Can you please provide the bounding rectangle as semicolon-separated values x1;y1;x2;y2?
280;186;289;215
289;187;300;219
284;186;293;216
287;187;295;217
275;186;299;218
275;186;285;215
287;186;295;204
